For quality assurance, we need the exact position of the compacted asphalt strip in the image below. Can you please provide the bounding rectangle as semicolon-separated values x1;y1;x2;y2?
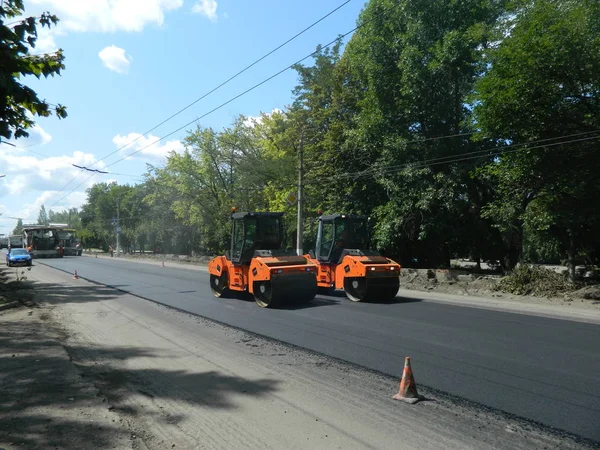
35;256;600;442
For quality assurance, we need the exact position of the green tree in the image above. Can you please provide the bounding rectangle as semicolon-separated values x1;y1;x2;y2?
12;217;23;235
0;0;67;140
474;0;600;276
48;207;80;226
37;204;48;225
322;0;506;266
80;183;139;251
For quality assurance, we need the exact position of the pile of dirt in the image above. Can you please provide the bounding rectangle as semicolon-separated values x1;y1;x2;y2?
494;265;576;297
400;269;501;297
572;285;600;301
400;265;600;304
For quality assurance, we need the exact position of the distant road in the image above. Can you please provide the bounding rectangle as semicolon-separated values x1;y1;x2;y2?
37;256;600;442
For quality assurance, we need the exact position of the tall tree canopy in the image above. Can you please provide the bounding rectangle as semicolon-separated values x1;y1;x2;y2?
0;0;67;140
475;0;600;276
74;0;600;276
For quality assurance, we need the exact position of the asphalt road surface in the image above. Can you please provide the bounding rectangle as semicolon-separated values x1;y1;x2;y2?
35;256;600;442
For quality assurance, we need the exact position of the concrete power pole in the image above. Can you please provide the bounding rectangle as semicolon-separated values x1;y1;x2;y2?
116;199;120;257
296;135;304;256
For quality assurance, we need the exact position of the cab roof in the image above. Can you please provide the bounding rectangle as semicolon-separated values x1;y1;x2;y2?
231;211;284;220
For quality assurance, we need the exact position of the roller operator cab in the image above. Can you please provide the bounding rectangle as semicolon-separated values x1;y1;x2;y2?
208;212;318;308
306;214;401;302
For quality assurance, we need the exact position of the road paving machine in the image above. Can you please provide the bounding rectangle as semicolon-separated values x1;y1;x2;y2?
208;211;318;308
305;213;401;302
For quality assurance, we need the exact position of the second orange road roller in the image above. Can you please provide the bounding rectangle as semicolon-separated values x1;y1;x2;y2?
305;213;401;302
208;211;318;308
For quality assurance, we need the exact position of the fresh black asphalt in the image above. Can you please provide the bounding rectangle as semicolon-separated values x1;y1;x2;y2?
36;256;600;442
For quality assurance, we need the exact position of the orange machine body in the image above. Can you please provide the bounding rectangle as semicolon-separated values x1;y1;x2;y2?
306;213;401;302
208;253;317;294
207;211;318;307
310;253;401;290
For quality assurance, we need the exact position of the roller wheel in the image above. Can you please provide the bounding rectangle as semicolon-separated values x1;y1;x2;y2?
253;281;276;308
379;278;400;301
344;277;400;302
210;273;229;298
344;277;368;302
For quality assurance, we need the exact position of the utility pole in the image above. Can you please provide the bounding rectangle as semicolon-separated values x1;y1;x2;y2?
296;134;304;256
116;199;120;257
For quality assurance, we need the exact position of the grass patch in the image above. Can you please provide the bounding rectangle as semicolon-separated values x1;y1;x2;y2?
496;265;576;297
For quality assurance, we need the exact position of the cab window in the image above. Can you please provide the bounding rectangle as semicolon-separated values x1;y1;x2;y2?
319;221;334;259
231;220;244;261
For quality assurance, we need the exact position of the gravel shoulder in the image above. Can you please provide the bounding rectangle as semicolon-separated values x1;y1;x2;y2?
0;292;133;448
1;263;597;449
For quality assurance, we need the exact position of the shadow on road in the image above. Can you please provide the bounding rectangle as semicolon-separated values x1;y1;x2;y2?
0;316;281;449
217;289;340;310
371;295;422;305
278;297;341;310
315;288;423;305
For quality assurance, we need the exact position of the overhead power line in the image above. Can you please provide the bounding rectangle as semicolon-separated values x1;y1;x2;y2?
352;130;600;178
47;132;598;221
59;0;594;206
72;164;108;174
103;3;400;170
308;132;600;185
50;2;399;207
47;0;354;205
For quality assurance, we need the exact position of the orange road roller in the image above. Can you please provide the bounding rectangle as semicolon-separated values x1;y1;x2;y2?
305;213;401;302
208;211;318;308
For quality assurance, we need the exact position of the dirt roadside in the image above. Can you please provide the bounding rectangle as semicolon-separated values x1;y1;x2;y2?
1;264;597;449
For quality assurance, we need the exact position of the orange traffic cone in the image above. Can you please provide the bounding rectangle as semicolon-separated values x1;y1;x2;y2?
392;357;424;404
73;270;79;280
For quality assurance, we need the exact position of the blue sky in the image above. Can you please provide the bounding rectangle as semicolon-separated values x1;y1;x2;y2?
0;0;366;235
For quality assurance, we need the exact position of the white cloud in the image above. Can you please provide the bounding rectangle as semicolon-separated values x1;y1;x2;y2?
242;108;284;128
0;150;96;235
29;0;183;33
31;125;53;145
0;149;103;197
7;190;88;227
192;0;218;21
0;150;95;228
6;13;64;54
112;133;185;161
33;27;62;54
7;124;53;147
99;45;132;74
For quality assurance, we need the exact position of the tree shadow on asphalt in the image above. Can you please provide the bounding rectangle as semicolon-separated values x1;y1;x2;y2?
278;296;341;310
220;290;341;310
315;289;422;305
372;295;422;305
0;315;280;449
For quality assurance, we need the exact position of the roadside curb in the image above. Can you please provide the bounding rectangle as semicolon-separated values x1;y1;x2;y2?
398;289;600;325
81;252;209;272
0;301;20;312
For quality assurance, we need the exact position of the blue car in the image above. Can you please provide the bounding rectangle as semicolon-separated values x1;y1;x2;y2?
6;248;33;267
